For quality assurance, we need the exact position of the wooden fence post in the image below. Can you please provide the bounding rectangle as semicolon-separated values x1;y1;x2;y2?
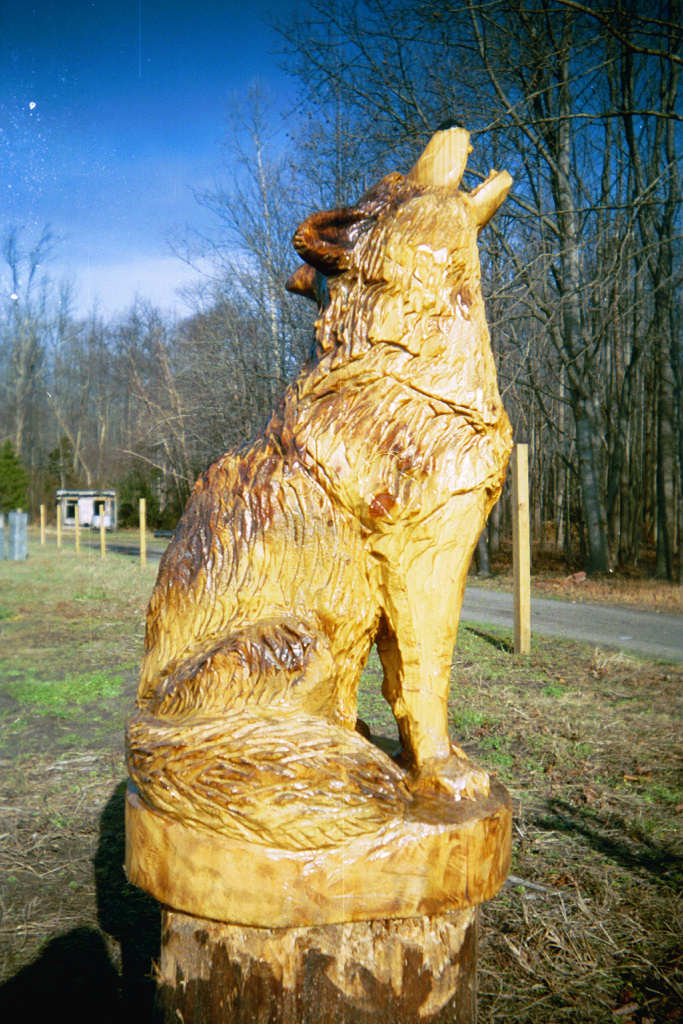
74;504;80;555
56;504;62;549
139;498;147;567
100;513;106;559
40;504;46;545
512;444;531;654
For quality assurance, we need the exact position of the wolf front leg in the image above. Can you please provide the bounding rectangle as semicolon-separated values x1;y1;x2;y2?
373;492;490;798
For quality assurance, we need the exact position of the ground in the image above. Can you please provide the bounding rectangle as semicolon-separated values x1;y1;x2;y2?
476;545;682;615
0;534;681;1022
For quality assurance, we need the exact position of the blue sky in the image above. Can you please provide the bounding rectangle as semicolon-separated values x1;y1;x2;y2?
1;0;298;317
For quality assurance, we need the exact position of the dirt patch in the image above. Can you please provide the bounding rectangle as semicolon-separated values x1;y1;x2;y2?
1;543;681;1022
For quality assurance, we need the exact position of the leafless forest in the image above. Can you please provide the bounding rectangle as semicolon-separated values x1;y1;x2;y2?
1;0;680;578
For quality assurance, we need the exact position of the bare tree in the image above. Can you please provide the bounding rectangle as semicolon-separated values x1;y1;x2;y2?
115;302;195;515
0;226;54;463
187;86;313;401
276;0;681;575
616;0;681;577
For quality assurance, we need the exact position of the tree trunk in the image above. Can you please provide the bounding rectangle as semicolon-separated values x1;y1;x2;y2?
488;497;501;556
156;907;478;1024
475;527;491;577
552;34;609;573
572;396;609;573
656;346;677;578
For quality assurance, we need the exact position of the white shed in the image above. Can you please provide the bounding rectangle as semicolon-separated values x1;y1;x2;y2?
56;489;118;530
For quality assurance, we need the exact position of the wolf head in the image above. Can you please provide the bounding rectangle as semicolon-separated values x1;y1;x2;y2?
287;127;511;299
286;128;511;370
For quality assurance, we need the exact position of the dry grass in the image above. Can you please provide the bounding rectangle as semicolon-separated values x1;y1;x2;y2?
362;632;681;1023
530;574;682;615
475;545;682;615
0;540;681;1022
462;638;682;1023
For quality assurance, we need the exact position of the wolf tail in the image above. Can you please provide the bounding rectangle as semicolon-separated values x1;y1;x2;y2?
126;706;412;851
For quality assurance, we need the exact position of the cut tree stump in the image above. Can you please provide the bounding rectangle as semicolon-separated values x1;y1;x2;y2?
156;905;479;1024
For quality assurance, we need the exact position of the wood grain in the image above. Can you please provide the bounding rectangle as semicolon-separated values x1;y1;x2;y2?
126;779;511;926
512;444;531;654
126;127;514;921
155;905;479;1023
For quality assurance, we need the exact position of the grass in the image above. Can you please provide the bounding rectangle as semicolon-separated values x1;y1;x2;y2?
3;671;125;714
358;627;682;1022
0;535;681;1022
0;539;154;765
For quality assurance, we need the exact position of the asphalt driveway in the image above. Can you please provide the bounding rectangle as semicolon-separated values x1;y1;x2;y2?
461;586;683;663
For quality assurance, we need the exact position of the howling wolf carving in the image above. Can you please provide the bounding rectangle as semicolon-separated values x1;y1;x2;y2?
126;127;513;854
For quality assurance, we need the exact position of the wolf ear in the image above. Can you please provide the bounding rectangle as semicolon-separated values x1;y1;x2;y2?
469;170;513;229
407;127;472;189
407;127;512;228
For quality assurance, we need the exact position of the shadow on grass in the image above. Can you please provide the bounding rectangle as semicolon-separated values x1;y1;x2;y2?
0;781;161;1023
462;626;513;654
533;797;683;887
369;731;401;758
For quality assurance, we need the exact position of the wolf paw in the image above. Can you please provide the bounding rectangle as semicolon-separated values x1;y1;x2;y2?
411;747;490;801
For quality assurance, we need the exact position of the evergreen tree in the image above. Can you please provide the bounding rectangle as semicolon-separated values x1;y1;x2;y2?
0;440;29;514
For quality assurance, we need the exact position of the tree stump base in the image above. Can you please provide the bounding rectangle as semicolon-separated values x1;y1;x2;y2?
125;779;511;927
156;905;479;1024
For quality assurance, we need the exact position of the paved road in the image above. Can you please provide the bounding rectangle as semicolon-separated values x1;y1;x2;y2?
461;585;683;663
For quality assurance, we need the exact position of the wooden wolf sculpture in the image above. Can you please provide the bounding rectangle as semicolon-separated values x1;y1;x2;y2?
127;128;513;853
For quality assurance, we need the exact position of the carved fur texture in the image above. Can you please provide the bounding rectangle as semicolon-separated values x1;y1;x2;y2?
127;130;513;851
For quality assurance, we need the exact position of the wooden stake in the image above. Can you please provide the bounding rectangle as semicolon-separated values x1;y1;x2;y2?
512;444;531;654
100;512;106;559
75;504;80;555
40;504;46;545
56;504;62;549
139;498;146;567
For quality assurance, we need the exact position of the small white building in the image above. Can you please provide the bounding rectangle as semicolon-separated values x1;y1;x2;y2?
56;489;118;530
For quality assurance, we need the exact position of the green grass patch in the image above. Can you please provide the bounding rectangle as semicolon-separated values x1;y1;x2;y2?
641;781;683;806
479;733;515;771
451;706;489;736
73;587;109;602
542;681;568;697
4;670;125;715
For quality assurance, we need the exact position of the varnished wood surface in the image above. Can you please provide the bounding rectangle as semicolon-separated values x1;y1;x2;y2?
512;444;531;654
125;778;510;927
126;128;513;920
